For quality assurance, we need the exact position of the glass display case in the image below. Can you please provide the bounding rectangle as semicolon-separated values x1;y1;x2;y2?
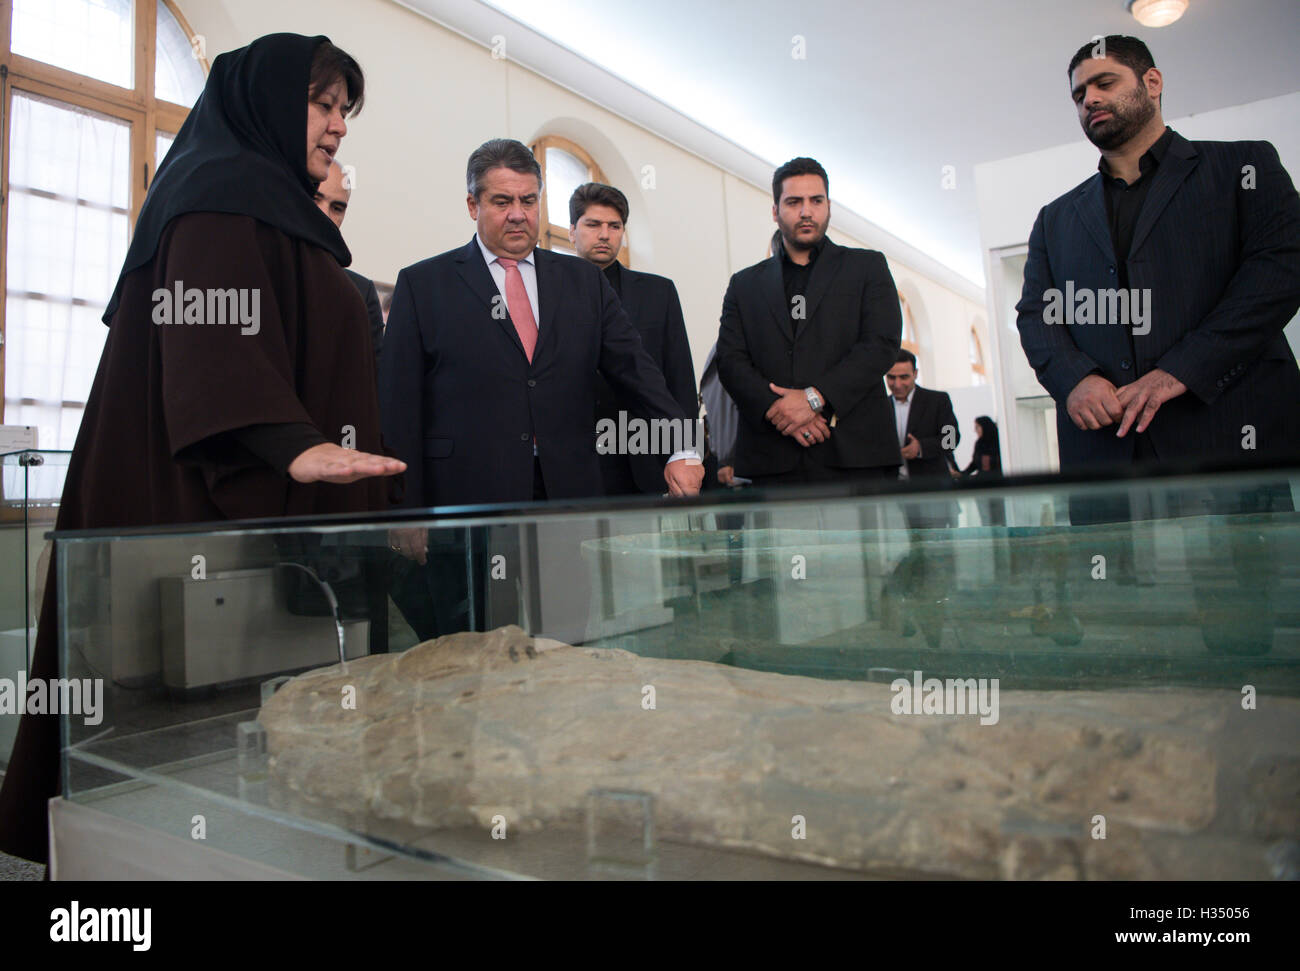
50;466;1299;880
1;449;70;770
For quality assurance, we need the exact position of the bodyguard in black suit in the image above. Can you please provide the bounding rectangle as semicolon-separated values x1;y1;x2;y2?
717;157;902;485
567;182;699;496
1016;36;1300;471
1016;35;1298;656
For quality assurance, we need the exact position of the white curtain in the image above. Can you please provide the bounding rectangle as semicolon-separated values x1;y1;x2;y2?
4;91;130;452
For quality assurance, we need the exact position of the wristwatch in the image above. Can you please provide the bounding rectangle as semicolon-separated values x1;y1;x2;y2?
804;388;823;414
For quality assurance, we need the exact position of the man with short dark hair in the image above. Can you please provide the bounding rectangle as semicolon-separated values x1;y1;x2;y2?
716;157;902;485
1017;35;1300;471
1016;35;1300;655
569;182;698;496
314;159;384;376
886;349;959;484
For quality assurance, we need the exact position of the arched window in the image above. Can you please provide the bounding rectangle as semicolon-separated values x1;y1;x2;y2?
2;0;208;450
969;325;988;385
531;135;629;265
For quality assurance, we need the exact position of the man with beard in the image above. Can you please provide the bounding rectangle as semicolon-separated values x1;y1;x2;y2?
1016;35;1300;471
1016;36;1300;656
716;157;902;485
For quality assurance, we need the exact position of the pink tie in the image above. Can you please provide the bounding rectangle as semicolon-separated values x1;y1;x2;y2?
495;257;537;362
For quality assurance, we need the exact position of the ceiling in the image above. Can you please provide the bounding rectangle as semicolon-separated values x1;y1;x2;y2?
415;0;1300;286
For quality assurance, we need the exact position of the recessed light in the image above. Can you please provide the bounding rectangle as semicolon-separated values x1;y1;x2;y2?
1127;0;1189;28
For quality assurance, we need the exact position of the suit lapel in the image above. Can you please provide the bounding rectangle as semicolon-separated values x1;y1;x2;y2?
759;253;792;342
1129;135;1197;258
803;239;844;326
533;247;561;364
454;237;528;361
1071;177;1116;263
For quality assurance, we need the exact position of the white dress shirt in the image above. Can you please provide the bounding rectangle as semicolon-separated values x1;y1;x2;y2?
476;234;539;324
893;388;915;480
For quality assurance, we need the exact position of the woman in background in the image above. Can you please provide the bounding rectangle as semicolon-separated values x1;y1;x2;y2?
962;415;1004;526
0;33;403;865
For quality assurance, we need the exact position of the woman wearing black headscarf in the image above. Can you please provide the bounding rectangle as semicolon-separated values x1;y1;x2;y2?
0;33;403;864
961;415;1004;526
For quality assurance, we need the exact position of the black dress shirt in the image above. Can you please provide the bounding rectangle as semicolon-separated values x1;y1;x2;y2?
1100;126;1173;288
780;234;826;330
602;259;623;298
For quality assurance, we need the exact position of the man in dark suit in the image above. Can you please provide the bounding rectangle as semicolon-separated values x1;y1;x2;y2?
314;159;384;375
883;350;960;644
716;157;902;485
1016;35;1300;655
381;139;701;511
1016;35;1300;472
379;141;701;637
568;182;699;496
886;350;960;484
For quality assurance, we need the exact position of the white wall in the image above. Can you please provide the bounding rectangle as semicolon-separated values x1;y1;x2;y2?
974;90;1300;472
180;0;987;389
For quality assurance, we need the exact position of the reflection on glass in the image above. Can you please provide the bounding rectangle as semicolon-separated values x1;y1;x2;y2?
11;0;134;90
4;93;130;450
154;0;206;106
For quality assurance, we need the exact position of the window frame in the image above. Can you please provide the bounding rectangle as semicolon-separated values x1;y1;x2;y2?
0;0;205;448
531;134;630;267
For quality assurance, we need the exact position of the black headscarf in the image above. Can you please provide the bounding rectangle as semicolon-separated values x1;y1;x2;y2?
102;32;351;323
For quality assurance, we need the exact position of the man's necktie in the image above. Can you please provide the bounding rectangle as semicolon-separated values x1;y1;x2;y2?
495;257;538;362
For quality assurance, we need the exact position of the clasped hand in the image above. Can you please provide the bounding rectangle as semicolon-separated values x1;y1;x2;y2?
767;383;830;447
1066;369;1187;436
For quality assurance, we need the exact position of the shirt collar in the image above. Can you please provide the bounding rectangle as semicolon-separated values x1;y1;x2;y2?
476;233;536;269
893;388;915;405
1098;126;1174;181
780;233;827;267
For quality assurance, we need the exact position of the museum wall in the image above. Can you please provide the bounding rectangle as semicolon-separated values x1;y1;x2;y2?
180;0;988;390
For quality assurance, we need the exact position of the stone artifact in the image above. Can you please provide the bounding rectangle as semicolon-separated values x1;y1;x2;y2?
259;626;1298;879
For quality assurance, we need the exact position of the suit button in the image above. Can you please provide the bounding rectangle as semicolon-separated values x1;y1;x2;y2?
1108;265;1116;274
527;379;536;387
1120;359;1131;370
520;433;529;441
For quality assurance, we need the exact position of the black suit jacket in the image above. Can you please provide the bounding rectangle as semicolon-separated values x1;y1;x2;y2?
902;385;960;480
716;238;903;477
380;238;688;507
1016;131;1300;469
344;268;384;378
594;267;698;494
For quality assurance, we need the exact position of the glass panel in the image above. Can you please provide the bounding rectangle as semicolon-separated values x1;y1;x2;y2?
156;130;176;168
154;0;206;106
4;92;131;450
54;468;1300;879
11;0;134;90
544;145;588;227
0;449;72;770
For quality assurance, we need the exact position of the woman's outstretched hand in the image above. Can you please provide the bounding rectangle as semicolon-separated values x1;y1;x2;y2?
288;443;406;484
